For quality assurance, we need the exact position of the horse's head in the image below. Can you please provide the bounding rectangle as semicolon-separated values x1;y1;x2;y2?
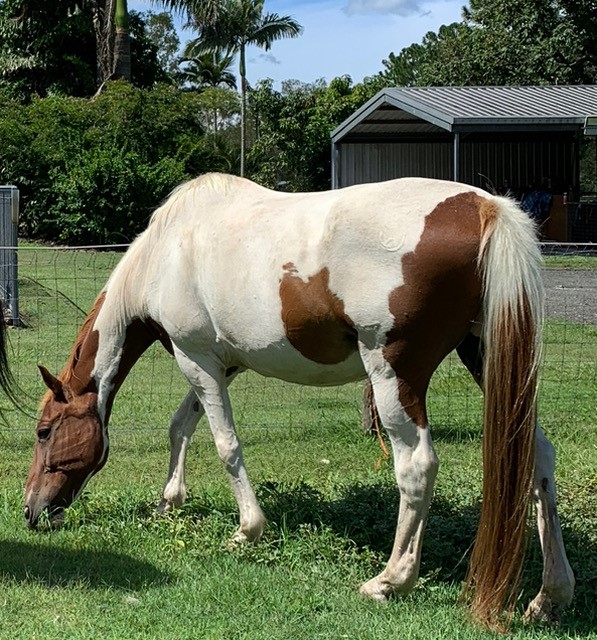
23;366;107;529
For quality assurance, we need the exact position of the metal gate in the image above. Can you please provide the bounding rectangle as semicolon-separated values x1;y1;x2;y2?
0;186;19;325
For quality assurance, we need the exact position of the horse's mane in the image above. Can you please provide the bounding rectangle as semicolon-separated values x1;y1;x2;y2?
106;173;239;329
40;292;106;408
146;173;236;239
40;173;240;409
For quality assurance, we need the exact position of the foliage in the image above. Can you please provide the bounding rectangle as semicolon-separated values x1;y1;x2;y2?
0;0;97;98
177;48;237;90
374;0;597;87
0;0;170;99
580;138;597;195
157;0;223;26
247;76;375;191
194;86;240;143
141;10;181;76
184;0;303;176
0;81;237;244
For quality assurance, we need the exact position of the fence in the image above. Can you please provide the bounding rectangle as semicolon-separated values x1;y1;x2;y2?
0;186;19;325
1;244;595;442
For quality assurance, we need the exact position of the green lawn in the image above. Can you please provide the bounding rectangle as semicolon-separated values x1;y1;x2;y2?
542;254;597;269
0;247;594;639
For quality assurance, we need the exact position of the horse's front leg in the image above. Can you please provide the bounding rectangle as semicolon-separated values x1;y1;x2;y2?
524;425;575;623
359;358;438;601
173;348;265;543
157;388;202;513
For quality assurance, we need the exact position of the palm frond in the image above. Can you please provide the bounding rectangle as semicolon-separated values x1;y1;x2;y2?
151;0;223;24
249;13;303;50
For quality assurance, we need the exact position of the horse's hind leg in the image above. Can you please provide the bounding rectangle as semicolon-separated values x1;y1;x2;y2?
173;348;265;543
359;349;438;601
524;424;575;623
457;333;575;622
157;388;203;513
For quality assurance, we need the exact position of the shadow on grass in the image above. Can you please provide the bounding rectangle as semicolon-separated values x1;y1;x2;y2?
360;422;482;446
0;539;171;590
252;479;597;636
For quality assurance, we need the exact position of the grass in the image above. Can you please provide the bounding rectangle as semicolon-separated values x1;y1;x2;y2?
0;247;595;639
542;255;597;269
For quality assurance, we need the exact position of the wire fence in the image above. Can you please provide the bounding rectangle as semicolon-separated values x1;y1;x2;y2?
2;244;596;442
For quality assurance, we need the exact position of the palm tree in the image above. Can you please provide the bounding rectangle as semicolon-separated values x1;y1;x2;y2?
178;48;237;90
185;0;303;176
178;48;237;136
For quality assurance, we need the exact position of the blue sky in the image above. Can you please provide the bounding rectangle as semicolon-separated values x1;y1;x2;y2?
130;0;465;87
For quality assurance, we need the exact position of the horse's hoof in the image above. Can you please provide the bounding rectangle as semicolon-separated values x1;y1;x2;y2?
156;499;173;514
524;594;561;625
226;530;250;550
359;578;390;603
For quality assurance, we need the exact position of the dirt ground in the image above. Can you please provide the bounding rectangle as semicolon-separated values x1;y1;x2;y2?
543;268;597;325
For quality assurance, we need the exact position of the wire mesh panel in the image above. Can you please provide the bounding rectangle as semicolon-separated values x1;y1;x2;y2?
0;186;19;325
3;245;596;444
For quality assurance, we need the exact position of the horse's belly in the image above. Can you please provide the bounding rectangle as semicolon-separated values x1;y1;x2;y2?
239;346;366;387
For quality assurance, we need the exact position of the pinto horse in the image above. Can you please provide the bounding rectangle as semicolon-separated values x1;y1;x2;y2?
24;174;574;628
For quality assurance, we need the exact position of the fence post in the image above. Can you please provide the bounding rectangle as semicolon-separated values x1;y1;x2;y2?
0;185;19;326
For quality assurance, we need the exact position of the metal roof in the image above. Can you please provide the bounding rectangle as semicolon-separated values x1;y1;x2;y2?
331;85;597;142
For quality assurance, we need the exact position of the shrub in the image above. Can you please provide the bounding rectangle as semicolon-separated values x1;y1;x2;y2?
0;81;237;244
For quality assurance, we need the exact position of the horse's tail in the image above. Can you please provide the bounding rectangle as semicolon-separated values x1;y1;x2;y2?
465;196;544;629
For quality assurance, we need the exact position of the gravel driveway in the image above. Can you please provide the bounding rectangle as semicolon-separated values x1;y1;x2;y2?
543;268;597;325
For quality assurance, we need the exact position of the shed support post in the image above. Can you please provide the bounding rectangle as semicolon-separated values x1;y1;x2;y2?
331;142;340;189
453;132;460;182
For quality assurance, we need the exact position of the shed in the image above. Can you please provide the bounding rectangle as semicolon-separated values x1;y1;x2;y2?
331;85;597;242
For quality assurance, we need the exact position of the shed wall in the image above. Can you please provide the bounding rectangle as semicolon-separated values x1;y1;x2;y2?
460;134;576;196
337;141;452;187
336;134;576;198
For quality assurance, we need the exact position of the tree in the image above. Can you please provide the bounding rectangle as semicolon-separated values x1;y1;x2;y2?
0;0;168;97
0;0;97;97
185;0;302;176
142;10;181;75
178;48;237;89
376;0;597;87
178;49;238;137
154;0;223;25
248;76;373;191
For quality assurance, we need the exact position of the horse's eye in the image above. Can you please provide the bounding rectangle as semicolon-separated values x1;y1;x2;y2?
37;426;51;442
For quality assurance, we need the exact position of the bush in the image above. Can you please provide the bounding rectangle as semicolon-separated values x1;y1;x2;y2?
0;81;237;244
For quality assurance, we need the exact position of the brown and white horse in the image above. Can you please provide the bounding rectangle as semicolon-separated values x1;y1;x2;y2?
24;174;574;628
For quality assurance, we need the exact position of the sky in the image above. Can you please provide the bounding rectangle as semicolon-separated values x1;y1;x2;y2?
130;0;466;88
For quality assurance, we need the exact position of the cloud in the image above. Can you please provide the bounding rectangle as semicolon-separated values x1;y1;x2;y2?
343;0;427;17
249;52;282;66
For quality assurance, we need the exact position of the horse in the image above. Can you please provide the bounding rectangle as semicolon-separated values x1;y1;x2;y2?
23;174;574;629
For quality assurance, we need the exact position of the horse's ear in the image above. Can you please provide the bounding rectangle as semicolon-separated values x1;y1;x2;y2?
38;365;67;402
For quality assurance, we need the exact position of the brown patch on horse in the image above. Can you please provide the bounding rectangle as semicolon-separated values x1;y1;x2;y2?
280;264;357;364
40;292;107;409
383;192;487;426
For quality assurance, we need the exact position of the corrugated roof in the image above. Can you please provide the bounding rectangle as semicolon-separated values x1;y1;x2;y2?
331;85;597;142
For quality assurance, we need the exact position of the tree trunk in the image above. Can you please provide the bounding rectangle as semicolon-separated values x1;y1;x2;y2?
113;0;131;81
239;45;246;177
91;0;115;86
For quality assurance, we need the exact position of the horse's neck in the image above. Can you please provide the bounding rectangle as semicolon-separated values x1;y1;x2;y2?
77;290;159;425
